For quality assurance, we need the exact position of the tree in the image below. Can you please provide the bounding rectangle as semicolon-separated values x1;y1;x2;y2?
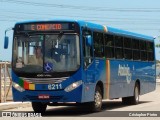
155;44;160;48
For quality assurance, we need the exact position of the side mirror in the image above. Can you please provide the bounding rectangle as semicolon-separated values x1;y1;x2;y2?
86;35;92;47
4;36;9;49
4;27;13;49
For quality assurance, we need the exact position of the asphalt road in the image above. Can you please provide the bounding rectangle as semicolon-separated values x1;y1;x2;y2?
2;84;160;119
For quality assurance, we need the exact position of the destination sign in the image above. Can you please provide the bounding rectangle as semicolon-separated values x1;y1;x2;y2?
23;23;71;31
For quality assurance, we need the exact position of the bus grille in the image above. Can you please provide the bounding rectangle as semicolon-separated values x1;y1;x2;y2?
21;77;69;84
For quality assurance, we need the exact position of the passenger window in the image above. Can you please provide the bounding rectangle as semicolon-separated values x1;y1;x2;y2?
141;51;147;61
132;39;140;60
132;39;139;50
147;42;154;52
124;49;132;60
147;42;154;61
105;47;114;58
124;37;132;48
133;50;140;60
93;32;104;58
124;37;132;60
115;48;123;59
115;36;123;47
140;40;147;61
140;40;146;50
104;34;114;58
115;36;123;59
105;35;114;47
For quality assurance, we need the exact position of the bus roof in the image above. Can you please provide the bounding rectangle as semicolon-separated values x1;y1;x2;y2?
77;21;154;41
106;26;154;41
15;19;154;41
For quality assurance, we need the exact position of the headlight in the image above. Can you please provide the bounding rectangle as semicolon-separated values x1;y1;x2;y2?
64;80;82;92
12;81;25;92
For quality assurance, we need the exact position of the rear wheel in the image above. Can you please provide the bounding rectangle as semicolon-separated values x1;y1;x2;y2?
122;83;140;105
32;102;47;113
130;83;140;105
88;86;102;112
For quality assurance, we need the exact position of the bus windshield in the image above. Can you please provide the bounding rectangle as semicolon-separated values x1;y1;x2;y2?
12;34;80;73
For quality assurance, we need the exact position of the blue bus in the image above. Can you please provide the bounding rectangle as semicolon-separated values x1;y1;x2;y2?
4;20;156;113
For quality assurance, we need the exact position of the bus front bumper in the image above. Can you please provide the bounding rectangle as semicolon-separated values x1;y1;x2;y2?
12;85;83;103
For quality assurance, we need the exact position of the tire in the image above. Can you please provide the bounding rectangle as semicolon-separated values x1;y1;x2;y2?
32;102;47;113
122;83;140;105
130;83;140;105
88;86;102;112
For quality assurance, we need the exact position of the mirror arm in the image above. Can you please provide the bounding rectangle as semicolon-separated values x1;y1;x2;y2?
5;28;13;36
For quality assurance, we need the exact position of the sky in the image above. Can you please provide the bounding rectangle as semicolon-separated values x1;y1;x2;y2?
0;0;160;61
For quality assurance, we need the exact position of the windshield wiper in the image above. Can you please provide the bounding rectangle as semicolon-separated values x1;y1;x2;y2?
56;31;63;41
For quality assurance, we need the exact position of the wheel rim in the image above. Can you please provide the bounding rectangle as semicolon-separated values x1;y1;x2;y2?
95;91;102;108
135;86;139;102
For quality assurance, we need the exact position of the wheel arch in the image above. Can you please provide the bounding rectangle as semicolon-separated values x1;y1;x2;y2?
96;81;104;99
135;79;140;94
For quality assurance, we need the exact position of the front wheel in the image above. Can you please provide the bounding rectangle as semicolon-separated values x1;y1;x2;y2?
88;86;102;112
32;102;47;113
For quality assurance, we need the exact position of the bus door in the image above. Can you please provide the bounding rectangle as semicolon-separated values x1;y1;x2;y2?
82;31;96;101
82;30;95;102
83;31;95;83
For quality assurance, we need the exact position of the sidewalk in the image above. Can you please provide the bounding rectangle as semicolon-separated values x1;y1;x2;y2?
0;102;31;111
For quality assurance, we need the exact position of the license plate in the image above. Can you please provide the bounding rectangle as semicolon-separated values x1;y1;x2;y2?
38;94;50;99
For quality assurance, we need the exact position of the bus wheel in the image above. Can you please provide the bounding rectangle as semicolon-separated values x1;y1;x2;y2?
32;102;47;113
130;83;140;105
89;86;102;112
122;83;140;105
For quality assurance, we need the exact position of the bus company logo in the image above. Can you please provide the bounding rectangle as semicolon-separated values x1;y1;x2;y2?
118;64;132;84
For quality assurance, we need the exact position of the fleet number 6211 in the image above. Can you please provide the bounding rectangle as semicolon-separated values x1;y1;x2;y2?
48;84;62;90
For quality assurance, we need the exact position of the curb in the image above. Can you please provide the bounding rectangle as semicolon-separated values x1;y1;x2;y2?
0;102;31;111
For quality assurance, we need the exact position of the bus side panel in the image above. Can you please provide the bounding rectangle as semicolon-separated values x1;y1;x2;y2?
109;60;131;99
108;60;156;99
136;62;156;95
